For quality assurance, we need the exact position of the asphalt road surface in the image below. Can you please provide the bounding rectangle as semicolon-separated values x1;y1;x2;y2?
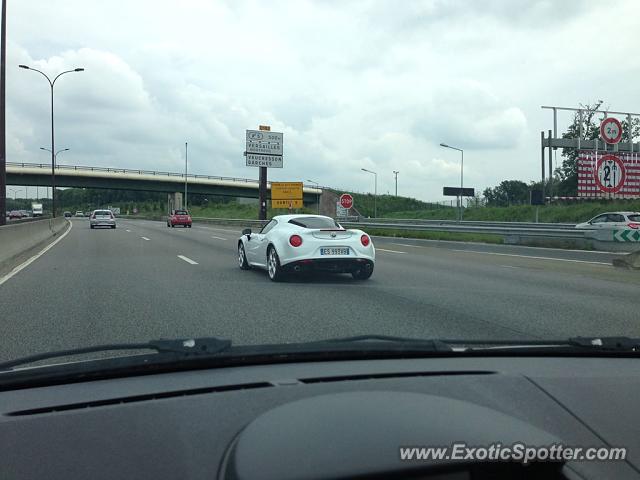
1;217;639;362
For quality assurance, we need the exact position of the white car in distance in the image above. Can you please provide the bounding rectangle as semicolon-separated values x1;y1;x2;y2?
238;215;375;281
575;211;640;230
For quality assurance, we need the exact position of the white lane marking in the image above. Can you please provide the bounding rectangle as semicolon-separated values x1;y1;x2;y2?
177;255;198;265
0;220;73;286
211;235;227;240
450;249;611;266
195;226;241;234
388;240;621;256
125;229;131;232
141;236;150;241
376;248;407;254
500;265;521;269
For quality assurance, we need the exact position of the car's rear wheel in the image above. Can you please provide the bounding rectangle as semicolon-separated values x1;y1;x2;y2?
352;264;374;280
112;225;116;229
171;224;175;228
267;246;284;282
188;224;192;228
238;243;250;270
90;225;94;229
167;222;170;228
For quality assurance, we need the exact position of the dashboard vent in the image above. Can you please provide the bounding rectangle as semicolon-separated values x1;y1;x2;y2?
299;370;495;384
7;382;272;416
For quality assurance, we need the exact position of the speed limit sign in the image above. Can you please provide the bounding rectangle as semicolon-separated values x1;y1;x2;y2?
600;117;623;144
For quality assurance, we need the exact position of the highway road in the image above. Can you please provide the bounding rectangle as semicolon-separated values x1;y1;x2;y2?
1;217;639;362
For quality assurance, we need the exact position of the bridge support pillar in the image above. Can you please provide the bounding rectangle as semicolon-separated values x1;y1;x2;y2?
168;192;183;212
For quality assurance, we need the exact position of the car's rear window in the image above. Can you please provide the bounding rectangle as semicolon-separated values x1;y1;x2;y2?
289;217;340;229
628;215;640;222
174;210;189;215
95;211;111;216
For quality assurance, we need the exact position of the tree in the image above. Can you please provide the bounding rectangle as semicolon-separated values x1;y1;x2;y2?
482;180;530;206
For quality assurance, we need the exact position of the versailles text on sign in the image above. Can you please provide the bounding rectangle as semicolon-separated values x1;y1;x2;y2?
246;130;284;156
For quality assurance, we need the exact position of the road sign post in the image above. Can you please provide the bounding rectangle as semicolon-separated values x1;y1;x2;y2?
245;125;283;220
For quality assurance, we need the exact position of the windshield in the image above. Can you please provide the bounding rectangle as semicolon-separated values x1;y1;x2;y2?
289;217;340;229
1;1;640;373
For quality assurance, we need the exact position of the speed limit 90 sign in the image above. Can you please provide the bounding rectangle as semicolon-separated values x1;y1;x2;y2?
600;117;623;145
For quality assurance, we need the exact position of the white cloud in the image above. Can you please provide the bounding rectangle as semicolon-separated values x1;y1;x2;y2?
6;0;640;201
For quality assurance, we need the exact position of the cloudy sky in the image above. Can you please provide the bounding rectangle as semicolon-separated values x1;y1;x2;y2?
7;0;640;200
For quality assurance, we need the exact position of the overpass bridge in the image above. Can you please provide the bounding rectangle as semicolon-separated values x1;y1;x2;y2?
6;162;323;205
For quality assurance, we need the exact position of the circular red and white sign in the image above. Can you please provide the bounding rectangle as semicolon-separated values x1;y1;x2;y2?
594;155;626;193
339;193;353;209
600;117;623;144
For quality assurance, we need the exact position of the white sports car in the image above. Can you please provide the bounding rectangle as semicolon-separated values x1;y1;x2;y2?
237;214;375;281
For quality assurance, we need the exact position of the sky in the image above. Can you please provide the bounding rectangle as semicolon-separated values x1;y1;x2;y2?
6;0;640;201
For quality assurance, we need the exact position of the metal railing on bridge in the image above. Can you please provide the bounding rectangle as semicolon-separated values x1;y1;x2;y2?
7;162;323;190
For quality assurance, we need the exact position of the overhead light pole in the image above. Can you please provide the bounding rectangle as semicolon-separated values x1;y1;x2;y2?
40;147;69;203
184;142;188;210
393;170;399;197
19;64;84;217
439;143;464;221
361;168;377;218
306;179;320;214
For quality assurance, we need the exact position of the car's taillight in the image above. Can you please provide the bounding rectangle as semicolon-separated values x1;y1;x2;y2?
289;235;303;247
628;223;640;229
361;234;370;246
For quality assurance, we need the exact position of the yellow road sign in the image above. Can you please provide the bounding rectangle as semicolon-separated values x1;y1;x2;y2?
271;182;303;200
272;199;303;209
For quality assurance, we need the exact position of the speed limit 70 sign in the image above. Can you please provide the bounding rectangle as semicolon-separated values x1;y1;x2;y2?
600;117;623;145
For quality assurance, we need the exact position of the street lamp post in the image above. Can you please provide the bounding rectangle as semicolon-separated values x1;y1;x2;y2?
361;168;377;218
393;170;399;197
306;179;321;214
184;142;188;210
40;147;69;205
439;143;464;222
20;64;84;218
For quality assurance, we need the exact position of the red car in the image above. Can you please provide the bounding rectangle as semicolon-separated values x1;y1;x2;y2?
167;209;192;228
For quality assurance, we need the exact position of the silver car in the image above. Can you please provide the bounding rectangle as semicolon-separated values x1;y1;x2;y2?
575;211;640;230
90;209;116;229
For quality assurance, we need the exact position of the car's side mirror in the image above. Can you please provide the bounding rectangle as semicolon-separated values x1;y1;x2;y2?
242;228;252;240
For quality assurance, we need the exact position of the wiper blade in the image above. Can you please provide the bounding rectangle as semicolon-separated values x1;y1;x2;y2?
0;337;232;371
459;336;640;353
313;335;454;352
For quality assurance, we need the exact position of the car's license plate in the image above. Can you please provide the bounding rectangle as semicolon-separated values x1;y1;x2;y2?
320;247;349;255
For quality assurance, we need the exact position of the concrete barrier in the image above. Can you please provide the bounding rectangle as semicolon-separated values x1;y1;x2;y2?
0;217;69;267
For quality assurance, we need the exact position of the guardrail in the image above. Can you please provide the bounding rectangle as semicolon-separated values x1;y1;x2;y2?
347;217;577;229
120;215;639;251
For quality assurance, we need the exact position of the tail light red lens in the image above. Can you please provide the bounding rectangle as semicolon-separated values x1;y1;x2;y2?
289;235;303;247
361;234;370;246
628;223;640;229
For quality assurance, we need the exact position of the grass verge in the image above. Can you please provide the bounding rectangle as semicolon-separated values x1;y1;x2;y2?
361;227;504;244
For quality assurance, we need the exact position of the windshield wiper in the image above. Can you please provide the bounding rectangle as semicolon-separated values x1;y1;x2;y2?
454;336;640;353
0;337;232;371
313;335;640;353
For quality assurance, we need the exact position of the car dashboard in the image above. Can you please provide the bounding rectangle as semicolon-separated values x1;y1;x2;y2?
1;356;638;479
